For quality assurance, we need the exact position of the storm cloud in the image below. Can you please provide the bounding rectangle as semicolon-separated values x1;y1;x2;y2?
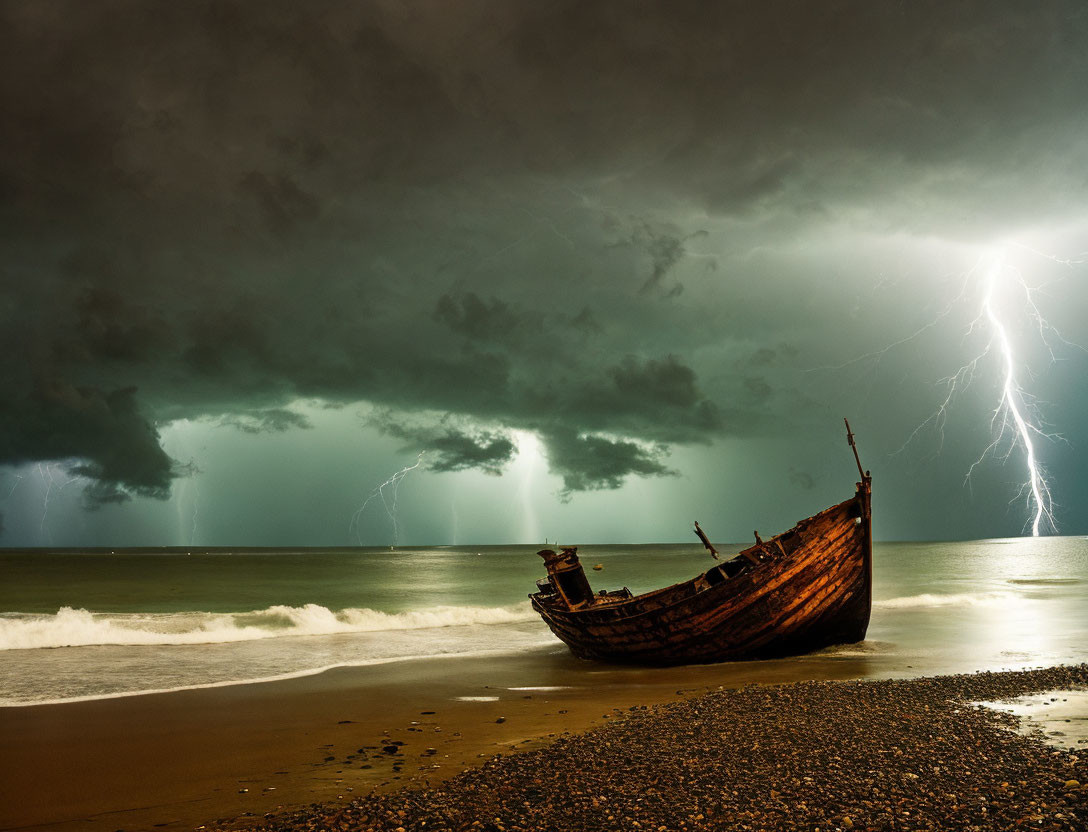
1;1;1087;540
540;428;675;497
370;413;516;476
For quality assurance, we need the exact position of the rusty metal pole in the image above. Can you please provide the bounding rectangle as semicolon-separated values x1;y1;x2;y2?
844;417;866;483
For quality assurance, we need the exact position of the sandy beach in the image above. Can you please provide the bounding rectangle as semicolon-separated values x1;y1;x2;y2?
4;1;1088;828
0;647;884;832
217;664;1088;832
5;535;1088;832
2;653;1085;831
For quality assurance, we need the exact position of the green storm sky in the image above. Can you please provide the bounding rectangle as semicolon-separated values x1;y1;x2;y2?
2;1;1087;546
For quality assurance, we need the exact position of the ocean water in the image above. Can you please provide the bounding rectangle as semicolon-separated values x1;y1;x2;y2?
1;537;1086;706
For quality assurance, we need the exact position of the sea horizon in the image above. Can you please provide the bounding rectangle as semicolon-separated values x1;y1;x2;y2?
5;530;1086;553
4;536;1087;708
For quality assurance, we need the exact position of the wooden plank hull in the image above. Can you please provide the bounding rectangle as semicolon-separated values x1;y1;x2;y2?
531;482;872;665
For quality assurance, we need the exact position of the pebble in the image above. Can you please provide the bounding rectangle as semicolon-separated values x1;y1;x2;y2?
207;664;1088;832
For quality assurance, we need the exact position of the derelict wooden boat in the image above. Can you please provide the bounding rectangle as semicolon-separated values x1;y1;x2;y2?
530;420;872;664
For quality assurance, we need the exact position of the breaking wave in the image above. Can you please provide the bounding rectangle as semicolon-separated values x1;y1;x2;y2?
0;603;537;650
874;592;1014;609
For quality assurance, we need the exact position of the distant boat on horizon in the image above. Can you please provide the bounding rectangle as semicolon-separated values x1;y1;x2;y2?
529;419;872;665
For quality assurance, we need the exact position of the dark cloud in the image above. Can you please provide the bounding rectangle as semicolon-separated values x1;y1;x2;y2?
628;222;688;298
1;0;1086;535
220;409;312;434
609;355;699;406
6;1;1084;236
68;287;169;364
744;345;800;369
569;307;601;334
433;293;523;343
237;171;320;236
540;428;675;498
424;431;516;475
597;355;724;440
743;377;773;403
370;415;516;476
0;381;173;505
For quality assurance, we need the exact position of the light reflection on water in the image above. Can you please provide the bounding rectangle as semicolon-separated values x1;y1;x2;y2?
976;690;1088;750
864;536;1088;671
1;536;1086;705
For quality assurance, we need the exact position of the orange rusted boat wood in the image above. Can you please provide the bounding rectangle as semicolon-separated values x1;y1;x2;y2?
531;421;873;664
693;520;719;560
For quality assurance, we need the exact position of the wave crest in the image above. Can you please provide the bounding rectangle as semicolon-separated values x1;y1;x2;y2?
0;603;536;650
874;592;1013;609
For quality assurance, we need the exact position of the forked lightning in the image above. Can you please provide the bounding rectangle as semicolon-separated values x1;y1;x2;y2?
350;452;425;546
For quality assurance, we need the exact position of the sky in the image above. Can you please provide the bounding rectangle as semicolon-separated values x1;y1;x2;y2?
1;0;1087;547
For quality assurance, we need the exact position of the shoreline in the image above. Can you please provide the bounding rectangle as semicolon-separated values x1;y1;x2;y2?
0;645;938;832
1;652;1086;831
0;644;547;710
217;664;1088;832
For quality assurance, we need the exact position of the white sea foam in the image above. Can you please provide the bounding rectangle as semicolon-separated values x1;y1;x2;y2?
0;603;537;650
874;591;1014;609
507;686;573;691
0;642;563;708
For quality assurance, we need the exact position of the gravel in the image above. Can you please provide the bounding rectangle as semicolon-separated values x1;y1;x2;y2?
212;664;1088;831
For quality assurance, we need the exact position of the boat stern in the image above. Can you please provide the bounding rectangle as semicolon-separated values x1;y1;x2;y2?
533;547;595;609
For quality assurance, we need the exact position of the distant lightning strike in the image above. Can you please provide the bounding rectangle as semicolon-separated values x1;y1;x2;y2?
188;463;201;547
5;473;23;498
843;242;1085;537
37;464;51;537
894;246;1081;536
976;252;1054;536
36;462;80;544
350;452;425;546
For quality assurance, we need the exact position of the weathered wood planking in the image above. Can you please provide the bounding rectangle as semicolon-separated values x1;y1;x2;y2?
531;457;872;665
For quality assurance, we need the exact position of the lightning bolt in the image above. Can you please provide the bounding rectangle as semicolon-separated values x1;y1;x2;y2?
5;473;24;499
189;463;201;547
38;463;56;541
822;242;1083;537
903;247;1078;536
349;452;425;547
37;462;80;545
974;251;1055;536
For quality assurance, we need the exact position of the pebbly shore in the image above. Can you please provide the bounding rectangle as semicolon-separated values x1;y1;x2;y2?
213;665;1088;832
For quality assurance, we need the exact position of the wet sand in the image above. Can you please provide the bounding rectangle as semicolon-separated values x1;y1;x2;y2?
2;649;1083;831
979;689;1088;751
0;646;900;831
219;665;1088;832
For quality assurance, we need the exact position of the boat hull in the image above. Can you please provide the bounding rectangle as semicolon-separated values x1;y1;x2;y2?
531;484;872;665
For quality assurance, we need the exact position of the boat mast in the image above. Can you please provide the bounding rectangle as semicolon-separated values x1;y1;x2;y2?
844;418;869;484
693;520;720;560
844;417;873;638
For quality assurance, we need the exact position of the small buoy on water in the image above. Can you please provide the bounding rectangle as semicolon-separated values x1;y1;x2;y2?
592;563;603;571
